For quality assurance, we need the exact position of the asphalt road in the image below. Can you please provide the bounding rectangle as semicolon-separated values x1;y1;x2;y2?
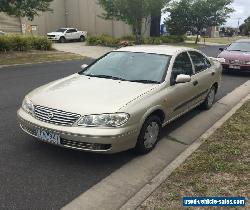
0;46;249;210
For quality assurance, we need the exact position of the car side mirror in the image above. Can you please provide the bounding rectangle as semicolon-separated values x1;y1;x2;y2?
219;48;224;51
81;64;88;70
176;74;191;84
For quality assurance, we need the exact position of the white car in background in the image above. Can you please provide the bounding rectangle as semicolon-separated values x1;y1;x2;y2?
0;31;5;36
47;28;87;43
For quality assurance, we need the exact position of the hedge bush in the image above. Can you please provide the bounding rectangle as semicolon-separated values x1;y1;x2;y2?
0;35;52;52
87;34;120;47
87;34;186;47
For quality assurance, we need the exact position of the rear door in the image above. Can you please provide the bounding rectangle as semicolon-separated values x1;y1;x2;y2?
188;51;214;103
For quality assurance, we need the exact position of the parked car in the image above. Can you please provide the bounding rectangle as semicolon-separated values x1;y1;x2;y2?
17;46;222;154
0;31;5;36
47;28;87;43
218;39;250;71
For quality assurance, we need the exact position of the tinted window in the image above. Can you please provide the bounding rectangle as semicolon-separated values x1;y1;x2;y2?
56;28;67;32
171;52;193;85
189;51;211;73
172;52;193;75
80;52;171;83
66;29;76;33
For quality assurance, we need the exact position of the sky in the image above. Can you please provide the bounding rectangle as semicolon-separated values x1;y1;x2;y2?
161;0;250;27
226;0;250;27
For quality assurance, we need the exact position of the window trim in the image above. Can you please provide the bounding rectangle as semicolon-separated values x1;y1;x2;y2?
188;51;211;74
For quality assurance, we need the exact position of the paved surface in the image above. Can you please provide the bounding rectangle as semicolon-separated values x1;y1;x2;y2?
0;47;249;210
52;42;224;60
53;42;114;59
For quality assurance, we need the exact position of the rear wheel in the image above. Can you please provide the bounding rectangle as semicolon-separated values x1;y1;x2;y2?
134;115;162;155
59;36;66;43
201;86;216;110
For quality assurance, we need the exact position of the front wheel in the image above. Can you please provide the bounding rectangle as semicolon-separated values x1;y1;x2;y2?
201;86;216;110
79;36;85;42
134;115;162;155
59;37;66;43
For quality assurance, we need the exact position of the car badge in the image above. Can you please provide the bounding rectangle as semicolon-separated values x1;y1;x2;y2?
48;112;54;120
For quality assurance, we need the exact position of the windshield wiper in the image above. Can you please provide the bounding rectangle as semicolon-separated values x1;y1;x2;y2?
229;49;245;52
84;74;127;81
129;80;160;84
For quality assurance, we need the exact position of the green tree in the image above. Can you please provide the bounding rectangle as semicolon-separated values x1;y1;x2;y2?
0;0;53;20
98;0;169;44
239;16;250;36
166;0;234;43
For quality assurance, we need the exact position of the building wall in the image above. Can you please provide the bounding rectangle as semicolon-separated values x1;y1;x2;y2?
0;13;21;33
0;0;146;38
22;0;66;35
64;0;131;37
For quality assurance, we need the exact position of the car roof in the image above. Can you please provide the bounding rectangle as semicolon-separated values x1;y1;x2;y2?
115;45;193;56
235;39;250;43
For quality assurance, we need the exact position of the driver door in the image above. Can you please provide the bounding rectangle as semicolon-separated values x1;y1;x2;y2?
165;52;197;120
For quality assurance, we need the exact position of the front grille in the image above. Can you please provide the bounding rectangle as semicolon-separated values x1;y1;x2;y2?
47;35;55;38
34;105;81;126
61;139;111;151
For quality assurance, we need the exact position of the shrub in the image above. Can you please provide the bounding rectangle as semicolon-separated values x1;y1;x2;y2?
143;37;163;45
86;34;186;47
0;35;52;52
87;34;119;47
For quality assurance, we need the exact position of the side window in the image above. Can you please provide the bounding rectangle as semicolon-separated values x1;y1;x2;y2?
66;30;72;33
71;29;77;33
189;51;211;73
171;52;193;85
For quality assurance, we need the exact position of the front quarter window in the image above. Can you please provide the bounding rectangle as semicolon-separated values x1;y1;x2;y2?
171;52;193;85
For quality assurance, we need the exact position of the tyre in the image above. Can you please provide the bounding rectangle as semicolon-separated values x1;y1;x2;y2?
201;86;216;110
59;37;66;43
79;36;85;42
134;115;162;155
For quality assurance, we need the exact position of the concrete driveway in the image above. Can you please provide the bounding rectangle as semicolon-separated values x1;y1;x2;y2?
53;42;114;59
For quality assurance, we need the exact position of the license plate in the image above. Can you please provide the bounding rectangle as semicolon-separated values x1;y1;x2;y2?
36;129;60;145
229;65;240;69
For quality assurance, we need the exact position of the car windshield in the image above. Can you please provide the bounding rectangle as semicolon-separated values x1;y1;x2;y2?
56;28;67;32
80;52;170;84
227;42;250;52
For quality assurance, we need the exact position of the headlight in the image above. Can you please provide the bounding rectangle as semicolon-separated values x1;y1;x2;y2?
245;61;250;65
77;113;130;127
22;98;34;115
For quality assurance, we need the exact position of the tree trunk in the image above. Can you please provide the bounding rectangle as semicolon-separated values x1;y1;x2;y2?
150;14;161;37
195;33;200;44
133;20;143;45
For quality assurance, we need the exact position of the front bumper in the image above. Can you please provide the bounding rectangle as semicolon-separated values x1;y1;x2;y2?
17;109;139;154
47;36;60;41
222;64;250;71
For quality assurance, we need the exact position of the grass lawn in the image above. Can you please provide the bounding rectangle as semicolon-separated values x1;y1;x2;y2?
187;36;250;45
139;101;250;210
0;50;85;65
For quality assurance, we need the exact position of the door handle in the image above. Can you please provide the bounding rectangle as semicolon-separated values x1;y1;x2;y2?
193;80;199;86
